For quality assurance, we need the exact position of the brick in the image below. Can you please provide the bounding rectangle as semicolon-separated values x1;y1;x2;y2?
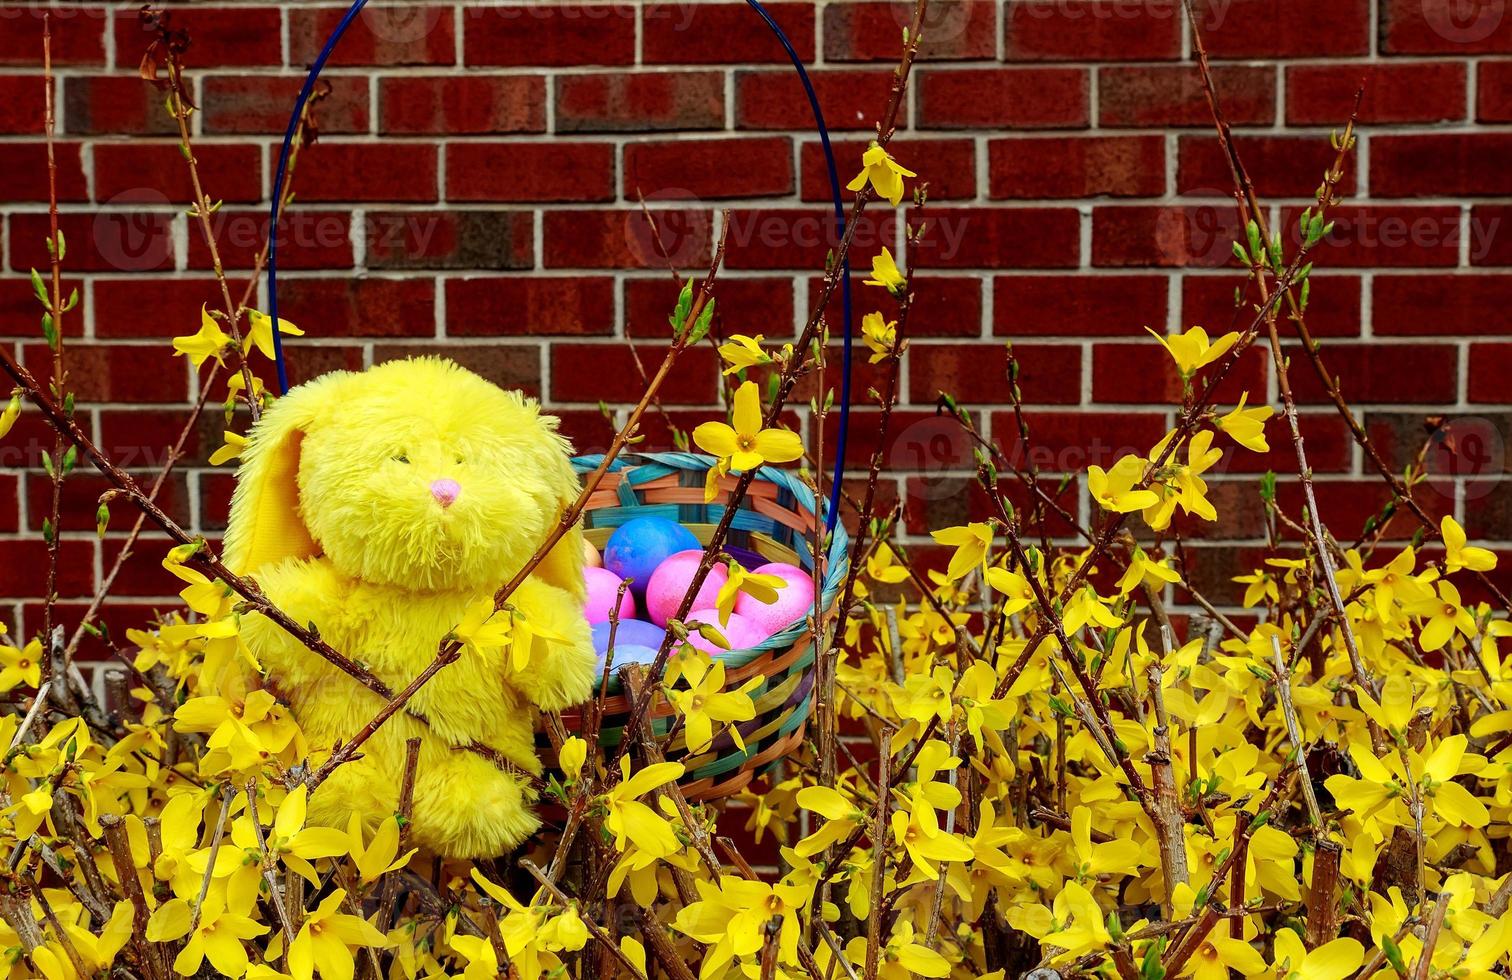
1178;135;1357;199
92;276;246;339
0;538;93;598
550;344;719;404
448;276;615;336
291;6;455;66
366;210;532;270
62;75;176;135
722;208;895;271
629;277;795;339
825;1;997;61
546;207;712;270
1092;205;1245;268
1479;61;1512;121
557;72;724;133
186;209;353;271
1099;65;1276;127
1006;1;1181;60
463;3;633;66
1471;205;1512;265
1468;343;1512;402
114;6;282;67
1287;63;1467;125
1381;0;1512;53
1183;273;1363;338
201;75;370;135
909;342;1082;405
737;68;908;130
41;472;190;528
825;274;985;337
916;68;1088;129
279;277;437;338
802;137;973;200
447;142;615;203
629;137;794;199
374;344;540;395
0;74;45;134
643;2;813;63
1221;413;1354;473
4;141;89;202
1281;205;1461;268
910;207;1081;269
0;6;106;65
994;410;1170;473
22;342;186;404
379;76;545;134
994;274;1169;336
1372;274;1512;335
9;212;173;273
1372;134;1512;197
989;135;1164;198
1287;343;1458;404
1192;0;1369;57
97;407;218;468
92;142;263;204
1091;341;1267;404
297;143;439;203
0;475;16;533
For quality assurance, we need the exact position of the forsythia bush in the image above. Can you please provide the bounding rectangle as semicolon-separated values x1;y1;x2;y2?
2;6;1511;980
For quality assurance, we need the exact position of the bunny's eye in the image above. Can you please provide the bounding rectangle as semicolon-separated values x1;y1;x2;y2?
392;453;410;464
455;455;465;465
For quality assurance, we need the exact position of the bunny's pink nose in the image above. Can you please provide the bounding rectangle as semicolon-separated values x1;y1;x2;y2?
430;479;462;508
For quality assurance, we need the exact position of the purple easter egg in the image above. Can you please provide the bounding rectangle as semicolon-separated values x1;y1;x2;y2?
686;608;768;653
591;619;666;655
735;562;815;637
645;550;730;627
583;566;638;625
603;517;701;597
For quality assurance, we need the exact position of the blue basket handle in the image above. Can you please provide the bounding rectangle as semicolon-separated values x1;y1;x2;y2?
267;0;853;534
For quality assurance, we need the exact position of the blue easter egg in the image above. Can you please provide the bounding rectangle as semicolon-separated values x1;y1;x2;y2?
603;517;700;595
594;643;660;675
591;618;666;654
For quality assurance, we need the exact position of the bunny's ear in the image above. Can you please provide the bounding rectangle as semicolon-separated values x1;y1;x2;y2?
532;436;588;603
222;374;346;576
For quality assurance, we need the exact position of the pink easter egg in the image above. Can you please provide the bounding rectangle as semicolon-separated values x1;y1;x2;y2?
686;608;768;653
583;566;636;625
645;550;729;627
583;539;603;568
734;562;815;637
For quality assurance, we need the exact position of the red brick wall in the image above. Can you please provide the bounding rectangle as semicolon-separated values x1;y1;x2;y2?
2;0;1510;645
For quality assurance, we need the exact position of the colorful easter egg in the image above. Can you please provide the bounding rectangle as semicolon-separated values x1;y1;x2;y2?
591;618;666;655
583;566;637;625
735;562;816;637
583;539;603;568
686;608;768;653
603;517;701;596
645;550;730;627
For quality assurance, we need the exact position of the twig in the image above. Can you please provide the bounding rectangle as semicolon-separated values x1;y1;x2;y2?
519;859;650;980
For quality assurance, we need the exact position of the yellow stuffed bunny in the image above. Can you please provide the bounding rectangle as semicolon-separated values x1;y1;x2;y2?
224;357;595;858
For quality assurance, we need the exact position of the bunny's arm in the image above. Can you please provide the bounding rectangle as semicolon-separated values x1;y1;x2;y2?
506;578;597;711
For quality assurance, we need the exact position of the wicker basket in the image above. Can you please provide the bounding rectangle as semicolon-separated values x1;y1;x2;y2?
538;451;848;802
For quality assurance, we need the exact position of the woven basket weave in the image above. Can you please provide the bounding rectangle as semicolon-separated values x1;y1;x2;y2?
539;451;848;802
